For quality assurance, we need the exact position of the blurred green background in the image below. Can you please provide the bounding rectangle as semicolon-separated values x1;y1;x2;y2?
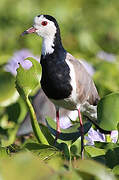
0;0;119;55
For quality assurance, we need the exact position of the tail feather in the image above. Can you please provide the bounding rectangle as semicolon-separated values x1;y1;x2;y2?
80;101;111;134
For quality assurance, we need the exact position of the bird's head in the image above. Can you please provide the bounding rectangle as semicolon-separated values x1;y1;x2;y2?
21;15;59;38
21;15;64;55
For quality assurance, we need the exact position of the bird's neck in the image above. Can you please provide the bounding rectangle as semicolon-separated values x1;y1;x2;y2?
42;35;54;55
41;31;65;56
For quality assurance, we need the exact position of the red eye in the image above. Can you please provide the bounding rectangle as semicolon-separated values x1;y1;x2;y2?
41;21;48;26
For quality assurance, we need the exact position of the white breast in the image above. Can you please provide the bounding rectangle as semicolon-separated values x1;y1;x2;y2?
65;59;79;104
42;36;55;55
50;59;80;110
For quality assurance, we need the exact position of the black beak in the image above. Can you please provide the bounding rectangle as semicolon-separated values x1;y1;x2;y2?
21;27;37;36
21;30;29;36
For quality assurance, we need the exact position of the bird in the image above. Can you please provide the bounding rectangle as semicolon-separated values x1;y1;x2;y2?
17;60;97;137
21;14;100;158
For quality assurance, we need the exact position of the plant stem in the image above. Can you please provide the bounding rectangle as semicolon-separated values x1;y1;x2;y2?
26;96;48;145
68;144;72;170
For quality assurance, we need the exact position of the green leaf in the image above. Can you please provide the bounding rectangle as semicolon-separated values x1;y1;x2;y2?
85;146;106;157
95;142;119;151
16;58;48;145
0;152;54;180
6;97;27;124
105;147;119;169
0;147;9;158
0;98;27;147
112;165;119;175
97;92;119;131
75;159;116;180
70;139;81;158
24;142;56;151
94;142;119;166
39;123;55;146
58;143;70;161
56;170;82;180
24;142;60;160
46;117;92;142
16;57;41;98
0;69;19;107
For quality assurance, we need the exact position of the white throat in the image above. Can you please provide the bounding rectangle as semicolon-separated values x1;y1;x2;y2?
42;36;55;55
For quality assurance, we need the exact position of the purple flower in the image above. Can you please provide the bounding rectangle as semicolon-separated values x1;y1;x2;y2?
85;128;118;145
85;127;106;145
4;49;40;76
110;130;118;143
97;51;116;62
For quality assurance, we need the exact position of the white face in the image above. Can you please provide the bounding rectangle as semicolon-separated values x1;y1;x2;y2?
33;15;57;38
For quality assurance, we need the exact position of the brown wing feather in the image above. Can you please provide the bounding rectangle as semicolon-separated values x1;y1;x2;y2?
66;53;100;105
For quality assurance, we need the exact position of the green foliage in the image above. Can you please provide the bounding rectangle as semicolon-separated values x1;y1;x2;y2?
0;147;9;158
0;97;27;147
0;69;18;107
23;142;60;160
93;61;119;97
16;58;48;144
75;159;115;180
0;152;54;180
85;146;106;157
16;57;41;99
106;147;119;169
113;165;119;176
97;92;119;131
0;151;116;180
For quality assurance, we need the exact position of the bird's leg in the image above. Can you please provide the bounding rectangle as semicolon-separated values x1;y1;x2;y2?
54;108;61;144
78;108;84;159
56;108;61;136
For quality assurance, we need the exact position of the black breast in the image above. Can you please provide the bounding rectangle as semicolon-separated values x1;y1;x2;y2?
40;51;72;100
